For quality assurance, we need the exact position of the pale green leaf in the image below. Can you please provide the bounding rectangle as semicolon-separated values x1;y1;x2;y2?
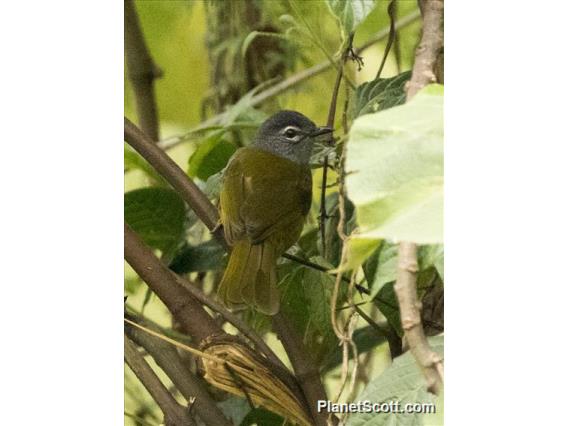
346;85;444;245
326;0;378;35
346;335;443;426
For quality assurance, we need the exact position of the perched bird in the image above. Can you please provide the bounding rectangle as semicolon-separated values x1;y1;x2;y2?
217;110;332;315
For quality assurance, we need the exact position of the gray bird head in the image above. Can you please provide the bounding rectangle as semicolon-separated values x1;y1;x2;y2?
252;110;332;165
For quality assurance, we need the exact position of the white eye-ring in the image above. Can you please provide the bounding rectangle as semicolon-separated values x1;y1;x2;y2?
282;126;302;140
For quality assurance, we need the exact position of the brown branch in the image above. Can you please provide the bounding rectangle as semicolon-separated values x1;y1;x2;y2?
157;9;422;151
125;223;221;343
406;0;444;99
393;0;444;396
125;0;161;141
272;313;336;426
124;335;194;426
125;315;231;426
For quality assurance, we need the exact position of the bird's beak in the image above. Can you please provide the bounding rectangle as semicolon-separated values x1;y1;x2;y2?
310;126;333;137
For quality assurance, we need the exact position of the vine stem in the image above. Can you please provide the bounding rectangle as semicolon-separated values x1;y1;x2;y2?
320;32;355;260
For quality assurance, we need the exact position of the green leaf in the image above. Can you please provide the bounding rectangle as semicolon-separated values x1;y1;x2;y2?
373;282;402;337
352;71;411;118
124;187;186;255
419;244;444;281
346;85;444;245
240;407;283;426
188;131;237;181
346;335;443;426
364;241;399;299
326;0;378;35
217;397;250;426
168;240;226;274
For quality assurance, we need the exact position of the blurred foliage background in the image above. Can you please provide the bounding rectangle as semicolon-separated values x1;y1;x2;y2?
125;1;443;425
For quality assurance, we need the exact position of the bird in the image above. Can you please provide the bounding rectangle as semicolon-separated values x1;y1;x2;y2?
217;110;332;315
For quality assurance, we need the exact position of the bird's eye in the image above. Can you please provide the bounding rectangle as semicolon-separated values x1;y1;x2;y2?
284;128;297;138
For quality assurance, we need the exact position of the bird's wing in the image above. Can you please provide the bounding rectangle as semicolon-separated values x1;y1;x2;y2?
219;148;312;248
219;151;247;245
240;152;312;247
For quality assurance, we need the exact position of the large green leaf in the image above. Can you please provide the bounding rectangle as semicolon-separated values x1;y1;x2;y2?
346;335;443;426
346;85;443;246
124;187;186;255
352;71;411;118
326;0;377;35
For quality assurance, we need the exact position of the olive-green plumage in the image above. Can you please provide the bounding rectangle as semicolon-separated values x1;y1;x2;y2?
217;110;331;315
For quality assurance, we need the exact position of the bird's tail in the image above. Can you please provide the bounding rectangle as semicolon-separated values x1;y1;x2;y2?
217;240;279;315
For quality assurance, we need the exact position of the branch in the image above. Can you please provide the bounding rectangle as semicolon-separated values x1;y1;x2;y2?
406;0;444;99
124;335;194;426
124;0;161;141
125;315;231;426
157;9;422;151
272;313;336;426
393;0;444;396
125;223;222;343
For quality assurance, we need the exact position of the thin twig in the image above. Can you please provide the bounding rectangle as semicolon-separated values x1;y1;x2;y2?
283;253;370;295
353;304;402;358
393;0;444;395
124;336;194;426
158;10;421;151
375;0;397;79
392;0;402;74
124;0;161;141
320;32;355;260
